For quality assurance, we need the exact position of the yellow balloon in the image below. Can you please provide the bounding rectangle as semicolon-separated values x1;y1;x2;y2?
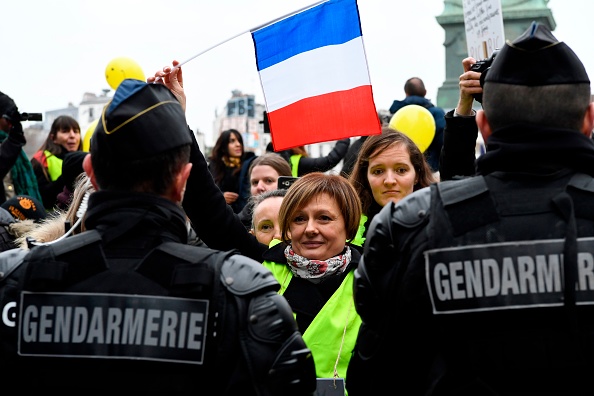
105;57;146;90
82;119;99;152
389;105;436;153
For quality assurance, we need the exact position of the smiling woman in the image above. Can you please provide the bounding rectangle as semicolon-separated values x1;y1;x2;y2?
261;172;362;384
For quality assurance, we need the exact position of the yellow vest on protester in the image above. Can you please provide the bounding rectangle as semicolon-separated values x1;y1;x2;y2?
351;214;368;248
262;255;362;383
44;150;63;181
290;154;301;177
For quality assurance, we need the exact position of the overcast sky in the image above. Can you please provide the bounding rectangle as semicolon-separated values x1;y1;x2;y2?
3;0;592;145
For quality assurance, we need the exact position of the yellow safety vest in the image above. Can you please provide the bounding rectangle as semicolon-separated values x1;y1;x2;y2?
290;154;301;177
263;253;361;383
44;150;63;181
351;214;368;248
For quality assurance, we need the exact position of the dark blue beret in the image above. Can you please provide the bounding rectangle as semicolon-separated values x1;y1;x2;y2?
91;79;191;162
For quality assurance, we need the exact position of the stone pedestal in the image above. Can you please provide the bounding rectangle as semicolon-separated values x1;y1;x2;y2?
435;0;555;111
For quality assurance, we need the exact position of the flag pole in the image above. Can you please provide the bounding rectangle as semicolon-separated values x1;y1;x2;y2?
176;0;328;69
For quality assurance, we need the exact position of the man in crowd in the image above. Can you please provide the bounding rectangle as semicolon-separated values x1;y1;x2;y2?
0;92;42;203
0;79;316;395
389;77;445;172
348;22;594;395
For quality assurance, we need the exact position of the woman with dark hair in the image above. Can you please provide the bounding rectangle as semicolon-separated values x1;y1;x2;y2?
208;129;255;213
348;126;436;246
30;115;83;210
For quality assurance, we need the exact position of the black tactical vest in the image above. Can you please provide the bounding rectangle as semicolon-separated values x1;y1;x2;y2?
0;230;292;394
425;172;594;394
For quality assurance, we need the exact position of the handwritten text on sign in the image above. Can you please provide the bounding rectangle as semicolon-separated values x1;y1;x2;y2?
463;0;505;60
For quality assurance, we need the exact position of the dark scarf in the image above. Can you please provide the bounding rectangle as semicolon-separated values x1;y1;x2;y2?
84;191;189;245
476;124;594;176
0;130;42;201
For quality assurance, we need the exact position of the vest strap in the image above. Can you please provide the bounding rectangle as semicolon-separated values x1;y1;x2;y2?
437;177;499;237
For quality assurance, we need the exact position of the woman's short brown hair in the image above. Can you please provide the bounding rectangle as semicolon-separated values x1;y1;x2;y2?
279;172;362;243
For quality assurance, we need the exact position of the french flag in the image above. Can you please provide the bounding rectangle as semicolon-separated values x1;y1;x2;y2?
251;0;381;151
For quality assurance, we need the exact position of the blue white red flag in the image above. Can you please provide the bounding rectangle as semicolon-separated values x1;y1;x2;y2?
251;0;381;151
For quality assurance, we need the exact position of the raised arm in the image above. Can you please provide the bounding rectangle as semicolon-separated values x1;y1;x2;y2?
149;62;267;261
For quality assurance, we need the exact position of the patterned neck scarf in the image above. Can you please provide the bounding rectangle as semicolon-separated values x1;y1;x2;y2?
222;156;241;168
284;245;351;283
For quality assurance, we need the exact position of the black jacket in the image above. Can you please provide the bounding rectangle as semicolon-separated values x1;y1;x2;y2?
183;128;267;262
438;110;479;181
0;191;316;395
340;136;367;177
278;138;351;176
349;124;594;395
0;128;27;204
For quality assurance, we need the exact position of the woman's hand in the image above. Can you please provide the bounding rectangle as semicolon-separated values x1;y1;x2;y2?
223;192;239;205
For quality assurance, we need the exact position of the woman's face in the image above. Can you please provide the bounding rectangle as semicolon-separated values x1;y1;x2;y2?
250;165;281;196
227;133;243;158
367;143;417;207
251;196;283;246
53;128;80;152
289;193;346;260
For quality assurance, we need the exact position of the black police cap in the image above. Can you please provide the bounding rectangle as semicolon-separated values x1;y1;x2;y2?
91;79;191;162
485;21;590;87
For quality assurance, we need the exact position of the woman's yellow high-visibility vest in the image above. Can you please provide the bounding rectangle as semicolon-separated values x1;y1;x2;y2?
262;257;362;382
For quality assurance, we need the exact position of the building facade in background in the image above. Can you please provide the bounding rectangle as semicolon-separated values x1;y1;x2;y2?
25;88;356;172
212;89;268;156
211;89;340;165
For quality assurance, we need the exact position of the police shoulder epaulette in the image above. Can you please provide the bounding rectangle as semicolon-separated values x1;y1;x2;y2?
437;176;488;206
221;254;279;296
393;187;432;228
155;241;217;262
437;176;499;237
40;230;102;257
0;248;29;282
566;173;594;222
567;173;594;193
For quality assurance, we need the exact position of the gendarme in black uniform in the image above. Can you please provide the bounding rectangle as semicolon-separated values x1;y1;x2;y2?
347;23;594;395
0;80;316;395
